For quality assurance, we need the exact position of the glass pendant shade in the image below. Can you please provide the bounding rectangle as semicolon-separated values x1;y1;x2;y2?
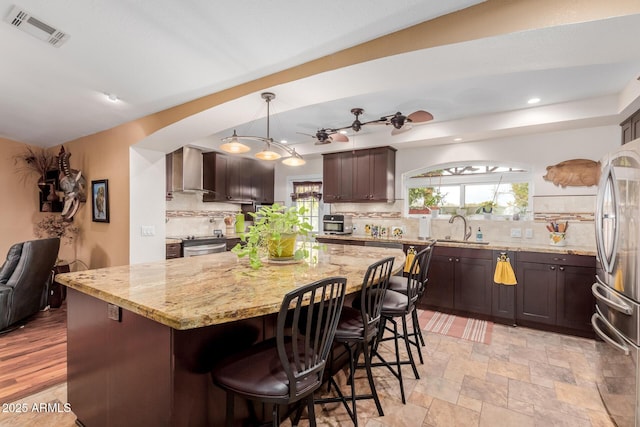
220;131;250;153
282;149;305;166
255;148;281;161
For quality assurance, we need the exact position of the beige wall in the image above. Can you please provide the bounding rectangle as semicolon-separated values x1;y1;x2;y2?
1;0;637;269
0;138;46;257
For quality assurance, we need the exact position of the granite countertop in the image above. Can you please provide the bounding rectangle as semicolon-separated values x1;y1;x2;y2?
316;234;596;256
56;244;405;331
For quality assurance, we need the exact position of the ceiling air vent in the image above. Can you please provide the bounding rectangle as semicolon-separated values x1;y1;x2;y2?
4;5;70;47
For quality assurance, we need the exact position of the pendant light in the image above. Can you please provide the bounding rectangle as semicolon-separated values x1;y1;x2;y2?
219;130;250;154
220;92;305;166
282;148;306;166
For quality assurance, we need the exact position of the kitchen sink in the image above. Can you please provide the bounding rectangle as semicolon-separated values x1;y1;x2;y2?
436;239;490;245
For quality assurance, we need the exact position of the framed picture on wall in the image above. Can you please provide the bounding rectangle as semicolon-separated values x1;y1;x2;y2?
91;179;110;223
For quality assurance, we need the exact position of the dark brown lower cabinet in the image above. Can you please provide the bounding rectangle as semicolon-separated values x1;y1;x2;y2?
423;249;455;310
556;263;597;331
453;250;493;315
423;246;492;315
311;238;595;336
516;252;595;335
491;250;516;324
516;259;558;325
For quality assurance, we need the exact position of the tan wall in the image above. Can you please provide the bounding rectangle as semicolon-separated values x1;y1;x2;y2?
1;0;637;269
0;138;45;257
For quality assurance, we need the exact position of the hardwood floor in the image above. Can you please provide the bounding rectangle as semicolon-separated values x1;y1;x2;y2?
0;303;67;404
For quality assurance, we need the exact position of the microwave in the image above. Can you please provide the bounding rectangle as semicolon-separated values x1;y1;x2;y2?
322;214;353;235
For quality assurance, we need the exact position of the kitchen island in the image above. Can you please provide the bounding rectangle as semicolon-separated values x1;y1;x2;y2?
56;244;405;427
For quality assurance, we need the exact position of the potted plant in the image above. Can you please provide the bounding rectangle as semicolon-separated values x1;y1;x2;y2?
231;203;315;269
425;188;446;217
476;200;497;214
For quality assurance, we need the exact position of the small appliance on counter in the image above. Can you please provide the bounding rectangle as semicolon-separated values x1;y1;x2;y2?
322;214;353;235
418;216;431;240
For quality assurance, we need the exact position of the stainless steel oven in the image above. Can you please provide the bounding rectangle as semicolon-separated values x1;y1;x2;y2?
172;236;227;257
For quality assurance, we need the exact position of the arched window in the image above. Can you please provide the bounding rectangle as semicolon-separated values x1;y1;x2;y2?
404;162;531;217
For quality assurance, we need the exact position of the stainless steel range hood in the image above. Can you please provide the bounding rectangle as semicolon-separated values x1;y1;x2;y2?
166;146;212;194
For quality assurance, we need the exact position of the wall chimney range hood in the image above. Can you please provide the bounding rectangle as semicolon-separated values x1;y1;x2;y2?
167;146;212;194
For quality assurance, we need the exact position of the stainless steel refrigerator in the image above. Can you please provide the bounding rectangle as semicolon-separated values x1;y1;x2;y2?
592;137;640;427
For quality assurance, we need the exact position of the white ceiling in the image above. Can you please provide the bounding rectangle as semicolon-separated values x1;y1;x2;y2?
2;1;640;157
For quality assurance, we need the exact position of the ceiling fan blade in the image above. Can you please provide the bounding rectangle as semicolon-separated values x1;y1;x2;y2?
329;132;349;142
407;110;434;123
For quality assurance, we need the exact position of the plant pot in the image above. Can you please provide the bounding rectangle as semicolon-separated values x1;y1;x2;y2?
430;207;439;218
267;233;297;259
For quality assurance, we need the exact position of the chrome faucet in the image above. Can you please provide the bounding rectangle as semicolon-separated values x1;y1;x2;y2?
449;214;472;241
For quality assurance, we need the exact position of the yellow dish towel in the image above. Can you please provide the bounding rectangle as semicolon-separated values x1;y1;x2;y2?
494;253;517;285
404;252;416;273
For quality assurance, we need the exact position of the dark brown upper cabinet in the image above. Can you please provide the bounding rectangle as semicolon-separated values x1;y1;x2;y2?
202;152;274;204
323;146;395;203
621;107;640;144
322;151;354;202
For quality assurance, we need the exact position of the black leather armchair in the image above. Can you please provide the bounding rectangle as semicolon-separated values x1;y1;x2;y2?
0;237;60;331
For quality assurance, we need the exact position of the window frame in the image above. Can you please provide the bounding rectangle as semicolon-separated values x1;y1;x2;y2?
403;161;532;218
287;174;324;233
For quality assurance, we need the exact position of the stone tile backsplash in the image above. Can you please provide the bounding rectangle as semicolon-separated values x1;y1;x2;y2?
330;195;595;249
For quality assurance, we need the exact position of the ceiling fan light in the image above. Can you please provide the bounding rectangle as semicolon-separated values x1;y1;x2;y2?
255;148;281;161
390;113;406;129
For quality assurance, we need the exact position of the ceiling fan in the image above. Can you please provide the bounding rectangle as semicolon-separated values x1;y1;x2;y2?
298;128;349;145
335;107;434;135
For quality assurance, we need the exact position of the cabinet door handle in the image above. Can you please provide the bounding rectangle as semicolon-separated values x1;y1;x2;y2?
455;258;460;262
553;257;566;262
549;266;556;270
559;266;565;271
448;258;453;262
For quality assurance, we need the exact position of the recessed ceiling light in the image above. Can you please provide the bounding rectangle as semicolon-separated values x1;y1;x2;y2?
527;97;541;105
339;130;348;134
454;137;462;142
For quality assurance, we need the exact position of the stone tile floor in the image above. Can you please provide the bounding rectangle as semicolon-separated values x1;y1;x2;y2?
0;324;617;426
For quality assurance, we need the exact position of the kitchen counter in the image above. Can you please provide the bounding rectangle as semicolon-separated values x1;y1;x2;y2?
56;244;405;330
316;234;596;256
57;244;405;426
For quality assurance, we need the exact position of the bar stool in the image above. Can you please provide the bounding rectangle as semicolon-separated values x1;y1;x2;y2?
387;244;434;362
317;256;395;425
372;246;432;404
211;276;347;427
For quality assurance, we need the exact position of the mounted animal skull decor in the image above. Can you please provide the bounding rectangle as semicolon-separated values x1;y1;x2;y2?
57;146;87;221
543;159;601;188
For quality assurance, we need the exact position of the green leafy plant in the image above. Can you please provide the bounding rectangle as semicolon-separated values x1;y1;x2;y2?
476;200;497;214
231;203;316;269
425;188;446;208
